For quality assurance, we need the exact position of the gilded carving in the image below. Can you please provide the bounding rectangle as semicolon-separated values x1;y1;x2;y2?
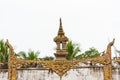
6;19;114;80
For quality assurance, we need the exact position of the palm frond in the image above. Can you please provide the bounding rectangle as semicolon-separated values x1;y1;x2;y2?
0;39;9;63
17;51;27;59
66;40;81;60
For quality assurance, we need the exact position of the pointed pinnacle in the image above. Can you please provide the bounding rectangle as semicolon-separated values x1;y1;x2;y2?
58;18;64;35
60;18;62;27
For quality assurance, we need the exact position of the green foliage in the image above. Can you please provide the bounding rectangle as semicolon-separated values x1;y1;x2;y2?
17;50;40;60
66;41;81;60
28;50;40;60
43;56;54;60
76;47;100;59
17;51;27;59
76;53;85;59
84;47;100;58
0;39;8;63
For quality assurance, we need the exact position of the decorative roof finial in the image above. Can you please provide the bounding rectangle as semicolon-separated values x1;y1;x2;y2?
54;18;69;60
60;18;62;27
58;18;64;35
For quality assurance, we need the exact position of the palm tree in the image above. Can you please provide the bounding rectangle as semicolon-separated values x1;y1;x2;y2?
17;50;40;60
17;51;27;59
0;39;8;63
17;50;40;68
66;41;81;60
28;50;40;60
0;39;9;69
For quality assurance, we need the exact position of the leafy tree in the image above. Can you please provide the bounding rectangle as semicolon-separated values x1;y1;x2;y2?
0;39;8;63
17;50;40;60
17;50;40;68
84;47;100;58
28;50;40;60
76;47;100;59
76;53;85;59
66;41;81;60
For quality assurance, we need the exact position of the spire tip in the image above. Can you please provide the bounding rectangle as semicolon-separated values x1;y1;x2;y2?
60;18;62;26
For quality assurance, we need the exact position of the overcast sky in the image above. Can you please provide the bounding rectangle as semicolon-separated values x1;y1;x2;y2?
0;0;120;57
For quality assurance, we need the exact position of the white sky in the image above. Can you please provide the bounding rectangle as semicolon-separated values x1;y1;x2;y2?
0;0;120;57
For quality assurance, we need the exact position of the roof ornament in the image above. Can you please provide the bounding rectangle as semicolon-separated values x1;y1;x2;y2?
54;18;69;60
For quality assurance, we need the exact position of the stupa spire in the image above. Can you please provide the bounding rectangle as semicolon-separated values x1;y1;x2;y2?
58;18;64;36
54;18;69;60
60;18;62;27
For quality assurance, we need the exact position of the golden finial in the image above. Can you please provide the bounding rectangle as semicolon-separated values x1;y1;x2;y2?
60;18;62;27
58;18;64;36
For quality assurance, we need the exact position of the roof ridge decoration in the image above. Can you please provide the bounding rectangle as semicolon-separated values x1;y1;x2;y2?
7;18;114;80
